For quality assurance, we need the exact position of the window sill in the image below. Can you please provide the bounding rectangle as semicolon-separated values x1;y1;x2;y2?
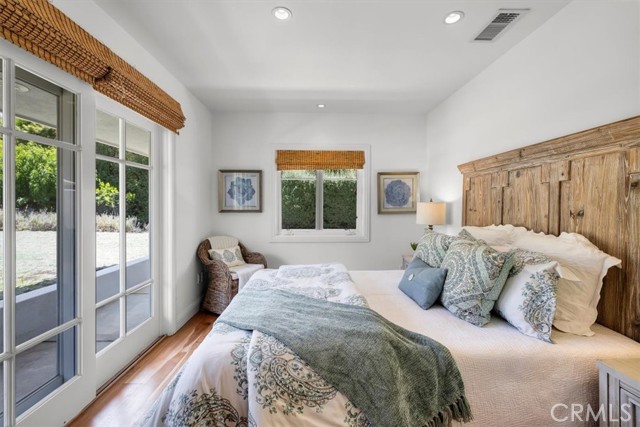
271;230;369;243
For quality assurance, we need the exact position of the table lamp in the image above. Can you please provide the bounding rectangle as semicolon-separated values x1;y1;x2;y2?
416;200;446;231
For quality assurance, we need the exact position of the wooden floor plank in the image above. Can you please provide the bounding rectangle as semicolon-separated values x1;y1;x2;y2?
70;311;216;427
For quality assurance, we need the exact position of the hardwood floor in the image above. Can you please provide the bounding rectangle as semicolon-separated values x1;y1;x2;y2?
70;311;217;427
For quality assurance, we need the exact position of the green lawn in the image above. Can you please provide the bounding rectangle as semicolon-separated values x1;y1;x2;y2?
0;231;149;292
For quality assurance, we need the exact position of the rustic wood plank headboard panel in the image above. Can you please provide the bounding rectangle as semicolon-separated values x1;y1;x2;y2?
458;116;640;342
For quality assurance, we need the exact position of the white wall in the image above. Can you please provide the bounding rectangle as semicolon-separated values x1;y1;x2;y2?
425;0;640;233
210;113;428;270
55;1;214;330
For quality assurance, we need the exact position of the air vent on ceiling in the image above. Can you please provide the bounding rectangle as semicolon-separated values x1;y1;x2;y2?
474;9;529;42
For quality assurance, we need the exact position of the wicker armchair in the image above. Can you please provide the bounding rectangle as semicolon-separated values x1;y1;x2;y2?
197;237;267;314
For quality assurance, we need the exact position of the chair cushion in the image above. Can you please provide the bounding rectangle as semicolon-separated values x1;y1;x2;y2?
208;236;239;250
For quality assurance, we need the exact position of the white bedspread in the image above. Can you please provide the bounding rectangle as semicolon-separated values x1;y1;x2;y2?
351;270;640;427
138;267;640;427
138;264;372;427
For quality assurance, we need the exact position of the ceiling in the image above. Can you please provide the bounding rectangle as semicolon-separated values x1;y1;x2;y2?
93;0;571;114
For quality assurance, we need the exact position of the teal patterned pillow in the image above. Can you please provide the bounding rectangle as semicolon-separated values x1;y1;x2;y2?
414;230;456;268
440;235;515;326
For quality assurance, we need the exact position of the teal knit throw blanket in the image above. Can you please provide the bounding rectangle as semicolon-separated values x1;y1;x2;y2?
218;288;472;427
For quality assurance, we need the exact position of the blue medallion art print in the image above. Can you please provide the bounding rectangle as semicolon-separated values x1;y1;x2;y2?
227;176;256;207
384;179;411;207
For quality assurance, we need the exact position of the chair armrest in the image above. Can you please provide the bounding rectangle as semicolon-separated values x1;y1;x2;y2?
244;251;267;268
203;259;232;274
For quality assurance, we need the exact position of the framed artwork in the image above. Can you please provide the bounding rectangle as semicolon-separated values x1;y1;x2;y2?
218;170;262;212
377;172;419;214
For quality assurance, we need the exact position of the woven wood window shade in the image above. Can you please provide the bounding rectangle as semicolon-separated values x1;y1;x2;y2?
0;0;186;133
276;150;365;171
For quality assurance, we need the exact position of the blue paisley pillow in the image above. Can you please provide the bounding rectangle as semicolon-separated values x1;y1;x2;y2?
440;232;514;326
414;230;456;268
494;249;559;343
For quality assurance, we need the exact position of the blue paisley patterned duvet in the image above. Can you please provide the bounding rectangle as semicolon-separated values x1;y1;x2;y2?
137;263;372;427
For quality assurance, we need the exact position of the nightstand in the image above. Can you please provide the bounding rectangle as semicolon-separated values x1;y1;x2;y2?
597;359;640;426
401;253;414;269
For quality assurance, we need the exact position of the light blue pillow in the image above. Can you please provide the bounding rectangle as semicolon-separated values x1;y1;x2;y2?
440;232;515;326
399;257;448;309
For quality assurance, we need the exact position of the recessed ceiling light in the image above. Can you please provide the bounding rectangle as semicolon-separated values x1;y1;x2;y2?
444;11;464;25
317;104;326;108
272;7;292;21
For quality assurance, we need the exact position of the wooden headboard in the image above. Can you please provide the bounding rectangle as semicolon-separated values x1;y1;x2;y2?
458;116;640;342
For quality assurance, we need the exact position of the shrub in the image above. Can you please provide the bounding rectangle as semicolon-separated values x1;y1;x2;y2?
281;176;357;230
0;209;145;232
96;214;146;233
15;142;57;211
96;179;119;215
281;179;316;229
16;210;57;231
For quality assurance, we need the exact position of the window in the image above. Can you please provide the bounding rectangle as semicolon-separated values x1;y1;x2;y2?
95;110;152;353
0;60;79;421
273;147;369;242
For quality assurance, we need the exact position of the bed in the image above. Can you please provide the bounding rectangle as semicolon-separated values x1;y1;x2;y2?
353;270;640;426
139;115;640;427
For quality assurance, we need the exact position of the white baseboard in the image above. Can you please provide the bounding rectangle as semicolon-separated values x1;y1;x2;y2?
175;298;202;333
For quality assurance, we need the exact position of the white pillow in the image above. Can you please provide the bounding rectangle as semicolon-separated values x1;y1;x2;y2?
462;224;517;246
494;249;560;343
208;245;246;267
511;229;621;336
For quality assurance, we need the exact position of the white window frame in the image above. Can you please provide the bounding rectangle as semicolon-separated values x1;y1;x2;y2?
272;145;370;243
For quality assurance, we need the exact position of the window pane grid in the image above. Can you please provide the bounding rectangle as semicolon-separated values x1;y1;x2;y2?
95;279;152;310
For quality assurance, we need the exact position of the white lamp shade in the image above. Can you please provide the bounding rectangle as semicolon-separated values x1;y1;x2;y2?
416;202;446;225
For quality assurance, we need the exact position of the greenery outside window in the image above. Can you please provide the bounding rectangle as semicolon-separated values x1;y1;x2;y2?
273;147;369;242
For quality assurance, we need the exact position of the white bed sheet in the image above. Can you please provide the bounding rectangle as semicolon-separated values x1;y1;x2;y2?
351;270;640;427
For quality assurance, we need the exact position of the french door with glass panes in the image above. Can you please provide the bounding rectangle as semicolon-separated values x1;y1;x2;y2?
0;42;165;426
0;57;83;425
94;105;161;385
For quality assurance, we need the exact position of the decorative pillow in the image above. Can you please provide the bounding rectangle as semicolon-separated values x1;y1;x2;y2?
208;245;245;267
494;249;560;343
462;224;517;246
440;233;515;326
414;230;456;268
512;229;621;336
398;257;448;309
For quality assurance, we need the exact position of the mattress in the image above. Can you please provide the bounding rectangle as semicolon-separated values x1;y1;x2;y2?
351;270;640;427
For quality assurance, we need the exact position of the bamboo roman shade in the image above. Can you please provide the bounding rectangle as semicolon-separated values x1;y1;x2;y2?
276;150;365;171
0;0;186;133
